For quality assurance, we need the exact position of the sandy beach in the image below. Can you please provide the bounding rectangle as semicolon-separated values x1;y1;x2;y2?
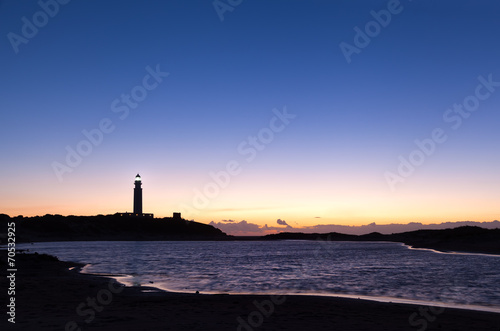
0;252;498;331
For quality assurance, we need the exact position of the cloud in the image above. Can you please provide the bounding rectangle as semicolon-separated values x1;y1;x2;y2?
276;219;288;226
209;219;294;236
209;220;265;236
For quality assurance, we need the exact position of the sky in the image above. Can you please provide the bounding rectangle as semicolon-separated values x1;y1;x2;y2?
1;0;499;235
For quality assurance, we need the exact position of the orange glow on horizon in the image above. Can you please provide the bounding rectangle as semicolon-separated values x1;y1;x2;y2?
2;169;498;235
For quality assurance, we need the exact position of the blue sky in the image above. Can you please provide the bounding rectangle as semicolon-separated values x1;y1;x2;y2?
1;0;499;233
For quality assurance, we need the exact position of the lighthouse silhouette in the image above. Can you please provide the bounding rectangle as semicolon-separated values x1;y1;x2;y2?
134;174;143;215
115;174;153;218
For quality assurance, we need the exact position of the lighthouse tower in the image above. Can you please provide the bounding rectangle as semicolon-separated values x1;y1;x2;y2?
133;174;143;215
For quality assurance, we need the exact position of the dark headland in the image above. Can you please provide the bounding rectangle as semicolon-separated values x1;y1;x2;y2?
0;213;228;242
263;226;500;255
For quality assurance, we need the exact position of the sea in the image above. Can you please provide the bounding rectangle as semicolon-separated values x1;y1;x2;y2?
18;240;500;312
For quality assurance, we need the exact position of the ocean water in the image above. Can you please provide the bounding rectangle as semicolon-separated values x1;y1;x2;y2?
18;240;500;310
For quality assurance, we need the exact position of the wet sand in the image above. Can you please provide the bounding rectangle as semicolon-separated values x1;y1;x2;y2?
1;253;499;330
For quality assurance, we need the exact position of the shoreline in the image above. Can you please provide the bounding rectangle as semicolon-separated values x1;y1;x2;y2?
403;244;500;257
3;252;500;330
100;269;500;314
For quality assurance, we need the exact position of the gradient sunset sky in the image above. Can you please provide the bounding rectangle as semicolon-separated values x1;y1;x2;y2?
1;0;499;233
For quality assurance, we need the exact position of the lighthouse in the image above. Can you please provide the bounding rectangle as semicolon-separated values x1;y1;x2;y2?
133;174;143;215
114;174;153;218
